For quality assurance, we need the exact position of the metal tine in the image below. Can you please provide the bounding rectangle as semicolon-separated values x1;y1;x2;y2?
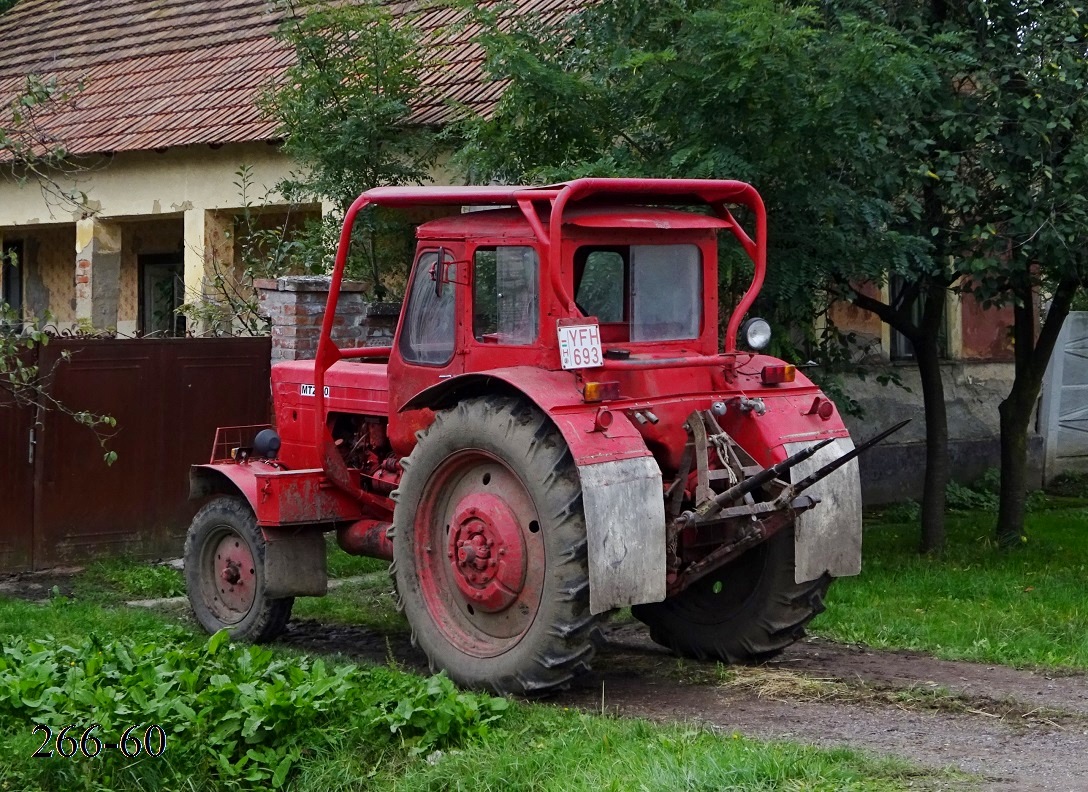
792;419;911;495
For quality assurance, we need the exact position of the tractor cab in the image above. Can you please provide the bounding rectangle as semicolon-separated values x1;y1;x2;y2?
393;205;729;385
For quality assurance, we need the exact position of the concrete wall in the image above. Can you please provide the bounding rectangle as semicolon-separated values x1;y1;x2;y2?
838;361;1042;503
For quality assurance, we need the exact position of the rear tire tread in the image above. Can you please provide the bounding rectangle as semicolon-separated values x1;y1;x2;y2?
634;529;831;663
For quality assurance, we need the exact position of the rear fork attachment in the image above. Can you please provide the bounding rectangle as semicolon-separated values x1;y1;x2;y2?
663;412;909;597
664;409;817;597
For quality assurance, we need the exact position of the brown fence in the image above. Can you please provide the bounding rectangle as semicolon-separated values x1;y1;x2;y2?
0;338;271;572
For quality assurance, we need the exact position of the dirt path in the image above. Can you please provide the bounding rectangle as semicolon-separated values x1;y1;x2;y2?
587;625;1088;790
281;619;1088;791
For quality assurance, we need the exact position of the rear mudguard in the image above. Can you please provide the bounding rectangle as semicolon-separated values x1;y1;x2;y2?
785;438;862;582
405;369;863;611
403;370;666;615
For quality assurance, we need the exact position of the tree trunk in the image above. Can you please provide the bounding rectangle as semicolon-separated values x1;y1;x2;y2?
915;335;948;554
996;395;1031;547
848;277;951;554
995;276;1079;546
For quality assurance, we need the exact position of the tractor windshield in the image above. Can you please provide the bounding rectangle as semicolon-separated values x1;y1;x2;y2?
574;244;702;342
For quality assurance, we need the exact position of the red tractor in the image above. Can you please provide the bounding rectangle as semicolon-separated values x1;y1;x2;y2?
185;178;897;695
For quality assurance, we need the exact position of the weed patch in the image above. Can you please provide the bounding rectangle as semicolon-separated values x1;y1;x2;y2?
0;630;507;791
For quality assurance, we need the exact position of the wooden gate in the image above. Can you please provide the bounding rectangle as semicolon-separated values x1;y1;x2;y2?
1040;312;1088;481
0;337;271;572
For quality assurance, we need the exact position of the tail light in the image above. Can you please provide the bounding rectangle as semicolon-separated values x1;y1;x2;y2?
761;365;796;385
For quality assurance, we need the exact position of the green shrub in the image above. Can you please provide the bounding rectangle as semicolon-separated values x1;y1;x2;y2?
945;468;1049;513
1046;471;1088;499
0;631;507;790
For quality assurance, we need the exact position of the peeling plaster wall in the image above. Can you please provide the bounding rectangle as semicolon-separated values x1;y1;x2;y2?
836;361;1042;502
119;219;184;334
6;227;77;324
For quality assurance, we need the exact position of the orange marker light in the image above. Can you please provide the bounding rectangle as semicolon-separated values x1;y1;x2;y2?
760;365;796;385
583;381;621;402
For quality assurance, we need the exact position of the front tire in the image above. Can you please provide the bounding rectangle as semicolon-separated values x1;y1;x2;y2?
632;527;830;661
184;496;293;642
392;396;601;696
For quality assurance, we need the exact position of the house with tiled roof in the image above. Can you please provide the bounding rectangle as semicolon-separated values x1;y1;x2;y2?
0;0;572;335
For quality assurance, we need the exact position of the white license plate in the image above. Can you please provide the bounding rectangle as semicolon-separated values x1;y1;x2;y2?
558;323;603;370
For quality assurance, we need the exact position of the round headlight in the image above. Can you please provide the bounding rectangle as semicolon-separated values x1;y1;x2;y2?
741;317;772;350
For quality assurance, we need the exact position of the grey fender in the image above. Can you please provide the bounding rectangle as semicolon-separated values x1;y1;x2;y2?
784;438;863;583
578;457;667;615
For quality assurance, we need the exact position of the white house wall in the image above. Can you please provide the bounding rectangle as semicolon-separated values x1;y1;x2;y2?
0;143;293;226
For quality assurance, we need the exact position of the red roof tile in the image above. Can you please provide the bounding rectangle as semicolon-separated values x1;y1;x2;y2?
0;0;586;156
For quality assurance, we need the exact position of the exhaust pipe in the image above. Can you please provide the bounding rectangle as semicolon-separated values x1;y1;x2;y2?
337;519;393;560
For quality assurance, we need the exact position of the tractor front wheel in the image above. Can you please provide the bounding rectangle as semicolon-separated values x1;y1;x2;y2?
184;496;293;642
391;396;601;696
632;527;830;662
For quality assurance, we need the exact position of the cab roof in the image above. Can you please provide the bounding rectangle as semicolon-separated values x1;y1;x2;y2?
416;206;734;241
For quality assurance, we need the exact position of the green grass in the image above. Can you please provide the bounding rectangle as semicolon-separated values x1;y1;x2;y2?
814;504;1088;669
324;535;389;578
360;707;939;792
291;574;406;634
0;589;953;791
72;559;185;603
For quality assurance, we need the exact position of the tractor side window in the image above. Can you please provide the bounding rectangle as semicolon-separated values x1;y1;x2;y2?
575;250;625;323
472;246;539;344
400;250;457;365
630;244;701;341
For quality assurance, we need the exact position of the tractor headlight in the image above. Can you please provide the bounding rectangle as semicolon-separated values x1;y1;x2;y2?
740;317;772;351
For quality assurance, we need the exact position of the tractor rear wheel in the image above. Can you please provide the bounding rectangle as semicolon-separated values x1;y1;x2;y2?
632;527;830;662
391;396;601;696
184;496;293;642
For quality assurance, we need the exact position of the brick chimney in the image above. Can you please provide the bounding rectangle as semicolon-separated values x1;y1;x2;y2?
255;276;401;362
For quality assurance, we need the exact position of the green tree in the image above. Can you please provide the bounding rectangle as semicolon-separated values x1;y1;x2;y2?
840;0;1088;545
944;0;1088;545
456;0;957;550
458;0;1088;551
264;0;437;299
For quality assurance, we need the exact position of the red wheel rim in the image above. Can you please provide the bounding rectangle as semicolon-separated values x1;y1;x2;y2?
200;527;257;624
416;449;545;658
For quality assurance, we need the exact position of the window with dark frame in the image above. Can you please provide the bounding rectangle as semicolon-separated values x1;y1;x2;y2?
888;273;949;360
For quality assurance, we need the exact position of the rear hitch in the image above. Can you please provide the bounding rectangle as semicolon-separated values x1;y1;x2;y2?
665;418;909;596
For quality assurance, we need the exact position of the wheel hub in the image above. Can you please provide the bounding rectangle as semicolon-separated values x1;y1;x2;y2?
447;493;526;612
212;533;256;615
